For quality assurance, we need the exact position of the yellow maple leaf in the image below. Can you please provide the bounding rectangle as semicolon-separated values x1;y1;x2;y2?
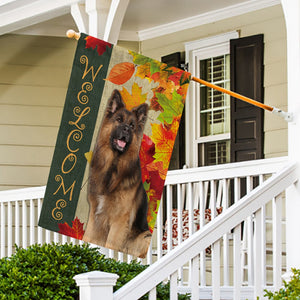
135;63;151;81
150;120;179;169
120;82;147;110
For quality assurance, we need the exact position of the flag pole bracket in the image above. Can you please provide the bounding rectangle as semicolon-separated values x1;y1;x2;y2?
271;107;293;122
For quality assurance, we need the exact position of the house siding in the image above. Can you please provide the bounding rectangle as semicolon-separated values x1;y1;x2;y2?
0;34;139;190
140;4;288;161
0;5;287;190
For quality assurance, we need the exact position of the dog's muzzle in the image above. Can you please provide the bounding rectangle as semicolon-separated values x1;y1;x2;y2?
111;125;132;153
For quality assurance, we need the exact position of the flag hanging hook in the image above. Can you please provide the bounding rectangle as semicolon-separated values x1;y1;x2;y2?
66;29;293;123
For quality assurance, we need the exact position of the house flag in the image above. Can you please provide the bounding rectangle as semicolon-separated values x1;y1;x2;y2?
38;33;191;258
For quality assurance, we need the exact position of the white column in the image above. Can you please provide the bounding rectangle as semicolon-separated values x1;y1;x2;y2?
74;271;119;300
85;0;110;39
281;0;300;272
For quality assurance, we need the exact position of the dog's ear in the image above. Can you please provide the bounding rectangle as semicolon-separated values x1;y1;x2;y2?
133;103;149;128
106;89;125;114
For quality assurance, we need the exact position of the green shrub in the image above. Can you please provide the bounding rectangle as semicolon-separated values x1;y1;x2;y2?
0;243;190;300
264;268;300;299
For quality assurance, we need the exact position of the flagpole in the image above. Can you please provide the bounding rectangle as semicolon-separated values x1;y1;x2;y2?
66;29;293;122
191;76;292;122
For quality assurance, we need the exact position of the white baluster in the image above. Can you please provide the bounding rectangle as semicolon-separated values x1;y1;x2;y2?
1;202;5;258
177;184;183;285
273;194;283;290
170;270;178;300
246;176;254;285
199;181;206;286
7;201;12;256
30;199;35;245
166;184;173;252
212;241;221;300
15;200;20;247
191;255;199;300
156;198;163;259
22;200;27;248
222;178;229;286
233;224;242;300
254;208;263;299
37;198;43;244
148;287;156;300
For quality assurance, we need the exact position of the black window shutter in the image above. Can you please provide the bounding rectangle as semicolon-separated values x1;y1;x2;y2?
230;34;264;162
161;52;185;169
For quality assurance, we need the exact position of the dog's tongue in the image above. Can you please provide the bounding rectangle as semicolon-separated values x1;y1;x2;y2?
117;139;126;148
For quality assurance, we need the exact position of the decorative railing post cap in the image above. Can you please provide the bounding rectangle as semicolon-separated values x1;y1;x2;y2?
74;271;119;286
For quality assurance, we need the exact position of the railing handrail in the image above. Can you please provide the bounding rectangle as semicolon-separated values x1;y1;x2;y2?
165;156;288;185
0;157;287;203
114;162;298;300
0;186;46;202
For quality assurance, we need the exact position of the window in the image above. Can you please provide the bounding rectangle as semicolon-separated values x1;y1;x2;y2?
185;31;239;167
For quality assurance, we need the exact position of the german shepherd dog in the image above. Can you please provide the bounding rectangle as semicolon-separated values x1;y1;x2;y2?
83;89;151;258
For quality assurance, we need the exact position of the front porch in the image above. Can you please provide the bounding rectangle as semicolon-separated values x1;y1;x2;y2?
0;156;294;299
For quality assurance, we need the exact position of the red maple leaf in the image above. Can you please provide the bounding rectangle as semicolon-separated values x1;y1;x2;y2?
85;36;112;56
139;134;155;182
58;217;85;240
168;70;184;85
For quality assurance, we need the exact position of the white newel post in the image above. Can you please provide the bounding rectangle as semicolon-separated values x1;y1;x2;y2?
74;271;119;300
281;0;300;274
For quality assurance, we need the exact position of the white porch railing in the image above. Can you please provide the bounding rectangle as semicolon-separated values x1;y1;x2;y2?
112;161;298;299
0;156;293;299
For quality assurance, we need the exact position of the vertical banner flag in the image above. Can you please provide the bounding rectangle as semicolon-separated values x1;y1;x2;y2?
38;33;191;258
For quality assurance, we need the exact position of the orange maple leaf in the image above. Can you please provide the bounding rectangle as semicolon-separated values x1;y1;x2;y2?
120;83;147;110
106;62;135;85
150;120;179;169
146;160;168;180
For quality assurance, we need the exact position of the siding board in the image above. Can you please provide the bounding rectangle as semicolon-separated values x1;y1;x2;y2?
0;85;66;107
0;105;62;126
0;125;58;147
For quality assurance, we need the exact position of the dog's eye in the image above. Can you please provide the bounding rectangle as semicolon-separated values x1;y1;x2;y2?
116;116;122;123
130;122;135;129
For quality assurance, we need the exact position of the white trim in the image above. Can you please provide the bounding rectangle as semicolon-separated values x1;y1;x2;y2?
0;0;81;36
185;31;238;167
138;0;280;41
103;0;130;44
185;31;239;61
196;133;230;144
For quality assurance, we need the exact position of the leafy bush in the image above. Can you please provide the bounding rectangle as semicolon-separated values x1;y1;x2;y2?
264;268;300;299
0;243;190;300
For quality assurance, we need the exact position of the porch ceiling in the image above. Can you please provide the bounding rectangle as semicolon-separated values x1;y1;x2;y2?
0;0;281;41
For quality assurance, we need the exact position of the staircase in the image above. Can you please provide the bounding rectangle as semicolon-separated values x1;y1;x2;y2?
0;157;297;299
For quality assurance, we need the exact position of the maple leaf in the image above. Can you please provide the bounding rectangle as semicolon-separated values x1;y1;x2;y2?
106;62;135;85
120;83;147;110
147;197;160;233
135;63;151;81
180;71;192;85
168;70;185;86
150;121;179;169
58;217;85;240
129;51;153;65
147;160;168;181
139;134;155;182
85;36;112;56
156;91;184;124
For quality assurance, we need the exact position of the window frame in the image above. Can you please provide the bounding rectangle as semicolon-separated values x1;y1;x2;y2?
185;31;239;167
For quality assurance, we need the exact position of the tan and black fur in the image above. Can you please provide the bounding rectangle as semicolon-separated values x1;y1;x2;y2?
83;89;151;258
